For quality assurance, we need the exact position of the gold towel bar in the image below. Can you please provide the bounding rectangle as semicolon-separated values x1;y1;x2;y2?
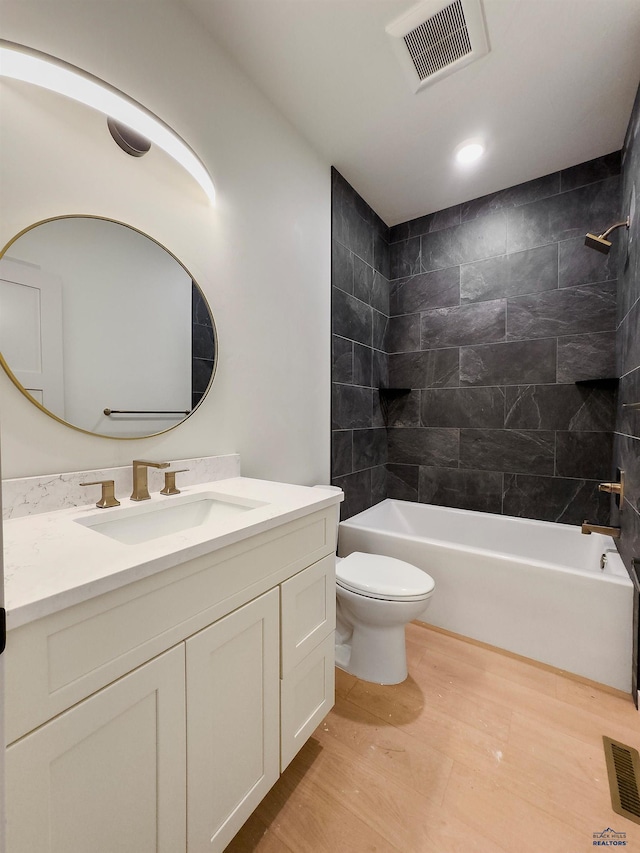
104;408;190;416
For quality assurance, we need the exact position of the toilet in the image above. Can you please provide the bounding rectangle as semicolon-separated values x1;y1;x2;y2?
314;486;435;685
335;552;435;684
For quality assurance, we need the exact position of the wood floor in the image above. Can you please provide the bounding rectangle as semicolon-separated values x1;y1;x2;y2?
226;623;640;853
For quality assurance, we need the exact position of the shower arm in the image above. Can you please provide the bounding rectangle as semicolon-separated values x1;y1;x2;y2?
598;217;630;239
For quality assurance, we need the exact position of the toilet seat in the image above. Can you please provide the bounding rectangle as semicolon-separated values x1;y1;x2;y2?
336;552;435;602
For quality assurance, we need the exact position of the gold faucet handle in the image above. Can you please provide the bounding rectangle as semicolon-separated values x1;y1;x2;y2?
161;469;189;496
80;480;120;509
598;470;624;505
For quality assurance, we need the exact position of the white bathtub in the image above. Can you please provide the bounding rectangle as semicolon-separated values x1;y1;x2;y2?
338;499;634;692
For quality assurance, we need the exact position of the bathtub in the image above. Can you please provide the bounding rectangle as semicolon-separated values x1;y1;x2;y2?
338;499;634;693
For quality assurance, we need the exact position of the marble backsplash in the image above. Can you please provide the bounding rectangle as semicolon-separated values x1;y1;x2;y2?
2;454;241;520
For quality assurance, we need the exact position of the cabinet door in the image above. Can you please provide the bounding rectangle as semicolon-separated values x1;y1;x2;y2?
6;645;186;853
281;632;335;770
186;588;279;853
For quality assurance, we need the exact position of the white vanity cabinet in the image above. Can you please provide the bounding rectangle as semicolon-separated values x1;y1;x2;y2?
5;504;337;853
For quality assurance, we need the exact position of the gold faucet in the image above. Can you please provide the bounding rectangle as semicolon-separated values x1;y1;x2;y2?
581;521;620;538
130;460;170;501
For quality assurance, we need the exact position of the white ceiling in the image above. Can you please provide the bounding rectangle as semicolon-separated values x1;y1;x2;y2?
183;0;640;226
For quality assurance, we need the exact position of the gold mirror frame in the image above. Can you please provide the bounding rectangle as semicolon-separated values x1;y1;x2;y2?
0;215;218;440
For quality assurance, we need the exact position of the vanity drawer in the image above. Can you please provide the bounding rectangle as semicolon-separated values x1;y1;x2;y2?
6;508;335;744
280;632;335;771
280;554;335;676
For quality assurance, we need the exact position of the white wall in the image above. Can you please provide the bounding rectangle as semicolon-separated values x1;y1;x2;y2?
0;0;331;485
0;443;5;849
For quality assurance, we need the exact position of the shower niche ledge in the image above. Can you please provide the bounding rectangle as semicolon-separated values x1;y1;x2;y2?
574;377;619;389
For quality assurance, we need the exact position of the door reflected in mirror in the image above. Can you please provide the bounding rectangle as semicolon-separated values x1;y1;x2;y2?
0;216;216;438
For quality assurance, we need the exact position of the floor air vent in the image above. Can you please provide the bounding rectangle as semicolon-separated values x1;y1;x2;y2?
387;0;489;92
603;736;640;825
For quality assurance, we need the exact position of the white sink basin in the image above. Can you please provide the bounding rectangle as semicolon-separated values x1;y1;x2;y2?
75;492;267;545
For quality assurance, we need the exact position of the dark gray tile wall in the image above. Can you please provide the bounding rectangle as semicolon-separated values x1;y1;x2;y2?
387;153;621;525
192;282;215;409
332;154;627;525
331;168;390;518
612;81;640;698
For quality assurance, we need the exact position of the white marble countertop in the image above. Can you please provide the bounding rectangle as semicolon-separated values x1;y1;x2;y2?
4;478;342;630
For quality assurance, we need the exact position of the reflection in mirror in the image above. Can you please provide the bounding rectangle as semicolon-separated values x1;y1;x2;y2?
0;216;216;438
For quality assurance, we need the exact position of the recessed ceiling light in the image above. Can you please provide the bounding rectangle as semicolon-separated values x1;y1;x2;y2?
455;140;485;164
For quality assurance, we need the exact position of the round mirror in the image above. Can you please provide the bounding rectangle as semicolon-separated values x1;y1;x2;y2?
0;216;216;438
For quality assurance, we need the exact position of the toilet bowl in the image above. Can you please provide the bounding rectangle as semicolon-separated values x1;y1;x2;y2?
312;486;435;685
335;551;435;684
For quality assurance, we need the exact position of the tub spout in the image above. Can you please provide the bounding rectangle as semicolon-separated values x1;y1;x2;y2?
581;521;620;538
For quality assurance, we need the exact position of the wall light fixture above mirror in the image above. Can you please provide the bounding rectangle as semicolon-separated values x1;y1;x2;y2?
0;216;217;439
0;39;216;204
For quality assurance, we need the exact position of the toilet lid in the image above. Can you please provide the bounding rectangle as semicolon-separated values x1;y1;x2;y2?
336;552;435;601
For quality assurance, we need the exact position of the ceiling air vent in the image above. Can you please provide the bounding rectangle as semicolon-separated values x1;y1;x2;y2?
387;0;489;93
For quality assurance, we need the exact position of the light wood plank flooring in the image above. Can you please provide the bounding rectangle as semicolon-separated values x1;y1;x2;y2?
226;623;640;853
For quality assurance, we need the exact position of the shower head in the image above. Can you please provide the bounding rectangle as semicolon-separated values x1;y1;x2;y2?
584;217;630;254
584;232;613;254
